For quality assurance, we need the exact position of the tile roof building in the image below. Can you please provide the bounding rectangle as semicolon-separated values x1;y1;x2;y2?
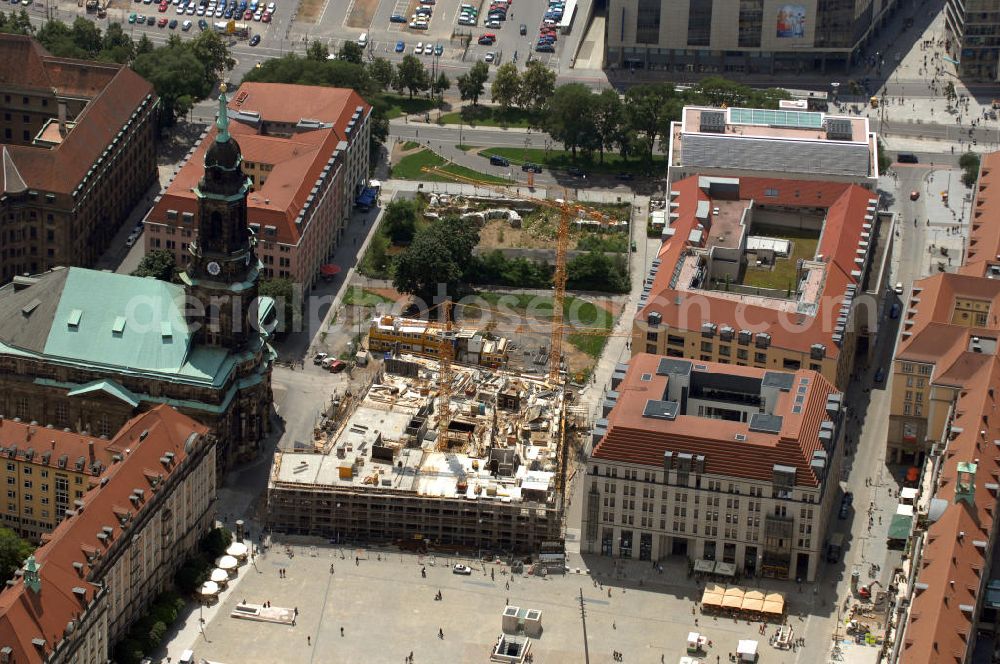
0;420;120;542
0;88;275;476
582;354;844;581
145;82;371;291
887;152;1000;663
0;406;216;664
633;175;892;391
666;106;879;188
0;35;158;283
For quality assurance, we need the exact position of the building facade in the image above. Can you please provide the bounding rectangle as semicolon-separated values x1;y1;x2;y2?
945;0;1000;80
0;35;158;283
633;174;891;391
606;0;901;74
0;406;217;664
582;354;844;582
0;89;274;475
0;420;121;542
145;82;371;292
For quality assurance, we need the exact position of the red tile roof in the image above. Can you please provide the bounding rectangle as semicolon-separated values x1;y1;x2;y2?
901;357;1000;663
0;406;208;664
0;419;118;476
0;35;155;194
963;151;1000;274
639;176;877;360
591;354;838;487
149;82;369;247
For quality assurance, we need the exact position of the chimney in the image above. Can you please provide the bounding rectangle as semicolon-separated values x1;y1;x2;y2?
57;100;67;137
87;441;94;462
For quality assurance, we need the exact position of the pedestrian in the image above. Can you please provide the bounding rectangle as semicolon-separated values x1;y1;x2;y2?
341;626;345;637
439;628;444;639
307;636;311;645
295;607;299;616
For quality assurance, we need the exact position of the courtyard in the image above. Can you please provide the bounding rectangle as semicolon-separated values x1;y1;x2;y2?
184;541;816;664
741;224;821;292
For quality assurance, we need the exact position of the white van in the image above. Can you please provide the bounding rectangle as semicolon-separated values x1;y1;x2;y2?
357;32;368;47
178;651;195;664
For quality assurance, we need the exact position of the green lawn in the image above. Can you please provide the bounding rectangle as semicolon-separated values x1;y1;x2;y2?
438;106;538;128
391;148;510;185
471;293;615;358
741;224;821;291
481;147;668;176
401;140;421;150
342;287;394;307
379;94;437;120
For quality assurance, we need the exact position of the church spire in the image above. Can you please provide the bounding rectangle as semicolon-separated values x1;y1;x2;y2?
216;83;230;143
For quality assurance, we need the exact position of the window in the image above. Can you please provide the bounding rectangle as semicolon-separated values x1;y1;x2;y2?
701;342;713;353
904;403;912;415
754;352;767;363
22;467;30;476
23;480;31;489
646;331;658;342
635;0;661;44
738;0;763;47
737;349;748;360
686;0;713;46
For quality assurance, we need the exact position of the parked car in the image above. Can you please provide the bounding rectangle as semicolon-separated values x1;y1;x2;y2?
249;34;261;45
313;352;329;365
409;20;428;28
484;51;495;63
182;18;192;28
567;166;586;177
390;13;406;22
395;39;405;52
489;154;509;166
521;162;542;173
168;17;178;26
415;42;423;54
535;42;554;52
433;44;443;55
157;16;168;25
910;190;919;200
519;23;526;34
328;359;347;373
874;368;886;383
128;11;137;21
453;564;473;575
486;18;500;27
894;282;904;295
890;303;901;319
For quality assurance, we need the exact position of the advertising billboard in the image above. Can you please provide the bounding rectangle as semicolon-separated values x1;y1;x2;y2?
776;4;806;39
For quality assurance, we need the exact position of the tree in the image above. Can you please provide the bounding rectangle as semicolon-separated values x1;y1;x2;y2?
369;57;395;90
432;71;450;101
457;61;489;106
0;9;34;35
360;230;390;278
393;217;479;302
339;41;364;65
136;33;154;56
0;528;32;585
545;83;597;158
567;250;628;292
624;83;675;161
592;89;623;164
70;17;103;55
490;62;520;113
200;527;232;558
189;30;234;86
960;151;981;188
394;55;429;99
306;39;329;61
101;22;136;63
146;621;167;652
132;249;178;282
945;81;957;105
134;44;211;124
382;199;419;244
518;60;556;115
876;137;892;174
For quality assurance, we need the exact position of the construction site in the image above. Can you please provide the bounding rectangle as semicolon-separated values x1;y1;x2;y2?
266;353;570;554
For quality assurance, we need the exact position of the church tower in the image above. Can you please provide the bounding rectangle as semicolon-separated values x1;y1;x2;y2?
184;84;260;350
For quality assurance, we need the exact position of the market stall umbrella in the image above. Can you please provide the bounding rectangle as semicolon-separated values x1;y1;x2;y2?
320;264;342;277
210;568;229;584
701;588;724;607
226;542;248;559
763;592;785;615
693;559;715;574
741;589;765;612
714;561;736;577
722;593;743;609
216;555;238;570
198;580;219;596
705;583;726;596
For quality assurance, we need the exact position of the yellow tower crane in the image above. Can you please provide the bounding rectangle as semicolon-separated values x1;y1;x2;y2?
436;298;454;450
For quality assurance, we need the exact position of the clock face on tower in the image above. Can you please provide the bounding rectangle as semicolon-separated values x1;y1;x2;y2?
207;261;221;276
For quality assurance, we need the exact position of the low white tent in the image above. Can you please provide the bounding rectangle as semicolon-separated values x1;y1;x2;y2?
226;542;248;559
198;580;219;596
216;555;238;570
737;640;758;662
210;568;229;584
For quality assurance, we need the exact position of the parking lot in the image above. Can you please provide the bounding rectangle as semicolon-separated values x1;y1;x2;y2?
177;540;817;664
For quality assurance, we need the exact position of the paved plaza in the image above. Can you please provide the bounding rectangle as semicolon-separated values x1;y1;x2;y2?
181;541;820;664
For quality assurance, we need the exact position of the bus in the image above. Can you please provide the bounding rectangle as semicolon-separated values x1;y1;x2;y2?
214;20;251;39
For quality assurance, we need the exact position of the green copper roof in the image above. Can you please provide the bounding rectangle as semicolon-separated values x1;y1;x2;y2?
44;268;196;374
66;379;140;407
